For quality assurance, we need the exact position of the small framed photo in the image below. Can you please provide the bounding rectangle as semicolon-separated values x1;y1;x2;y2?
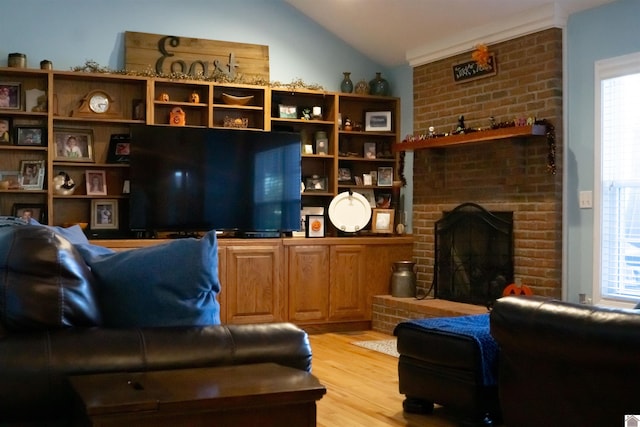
20;160;45;190
303;144;314;154
278;104;297;119
365;111;392;132
0;117;12;144
91;199;118;230
375;191;392;208
0;170;21;189
86;170;107;195
132;99;145;121
13;203;46;224
15;127;45;146
371;209;395;234
305;214;325;238
363;173;373;186
106;134;130;164
316;138;328;155
377;166;393;186
0;82;21;110
305;175;327;192
338;168;352;182
364;142;376;159
54;128;94;162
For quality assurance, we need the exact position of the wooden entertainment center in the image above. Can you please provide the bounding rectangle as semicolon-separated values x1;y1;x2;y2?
97;236;413;330
0;67;401;232
0;66;411;330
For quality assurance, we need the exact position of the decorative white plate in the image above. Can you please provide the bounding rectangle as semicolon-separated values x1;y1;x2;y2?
328;191;372;233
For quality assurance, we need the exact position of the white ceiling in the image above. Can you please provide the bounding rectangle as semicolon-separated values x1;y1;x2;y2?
285;0;614;67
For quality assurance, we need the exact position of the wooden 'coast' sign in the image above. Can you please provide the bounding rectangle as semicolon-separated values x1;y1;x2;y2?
452;54;496;83
125;31;269;81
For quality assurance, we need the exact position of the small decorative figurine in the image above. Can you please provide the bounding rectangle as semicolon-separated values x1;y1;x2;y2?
189;91;200;103
158;93;170;102
170;107;186;126
53;171;76;195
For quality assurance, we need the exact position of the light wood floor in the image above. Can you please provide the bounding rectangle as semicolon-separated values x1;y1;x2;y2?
308;330;460;427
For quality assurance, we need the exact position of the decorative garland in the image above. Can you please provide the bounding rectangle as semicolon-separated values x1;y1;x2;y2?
537;119;556;175
70;60;325;91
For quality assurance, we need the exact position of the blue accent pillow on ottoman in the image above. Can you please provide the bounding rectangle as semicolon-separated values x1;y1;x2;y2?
76;231;221;327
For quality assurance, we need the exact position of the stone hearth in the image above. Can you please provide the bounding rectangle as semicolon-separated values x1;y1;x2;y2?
371;295;489;335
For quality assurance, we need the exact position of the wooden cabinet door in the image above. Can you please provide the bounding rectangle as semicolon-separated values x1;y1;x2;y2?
329;245;367;320
288;245;330;323
225;244;283;324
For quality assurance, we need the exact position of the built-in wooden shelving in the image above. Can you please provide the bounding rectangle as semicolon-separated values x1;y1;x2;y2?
393;124;546;151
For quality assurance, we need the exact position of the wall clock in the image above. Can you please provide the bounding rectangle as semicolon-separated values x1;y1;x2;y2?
72;89;120;118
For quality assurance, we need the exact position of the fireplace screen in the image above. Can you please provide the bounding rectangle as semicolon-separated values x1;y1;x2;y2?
434;203;513;307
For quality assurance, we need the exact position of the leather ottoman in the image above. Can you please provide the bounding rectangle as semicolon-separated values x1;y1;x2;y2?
394;314;500;427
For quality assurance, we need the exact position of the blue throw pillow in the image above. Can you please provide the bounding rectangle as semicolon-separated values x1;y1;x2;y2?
76;231;220;327
45;224;89;245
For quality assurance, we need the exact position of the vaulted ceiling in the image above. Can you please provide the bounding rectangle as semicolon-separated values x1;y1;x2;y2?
285;0;614;67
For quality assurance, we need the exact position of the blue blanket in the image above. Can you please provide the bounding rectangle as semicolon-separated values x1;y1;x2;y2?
406;314;497;386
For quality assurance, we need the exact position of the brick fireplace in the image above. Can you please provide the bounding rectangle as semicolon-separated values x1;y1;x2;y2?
410;28;563;299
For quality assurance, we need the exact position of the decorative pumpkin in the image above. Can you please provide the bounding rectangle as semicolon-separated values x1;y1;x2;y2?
189;91;200;103
169;107;186;126
502;283;533;296
158;92;170;102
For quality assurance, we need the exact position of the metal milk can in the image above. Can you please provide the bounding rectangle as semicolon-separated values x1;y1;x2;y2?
391;260;416;298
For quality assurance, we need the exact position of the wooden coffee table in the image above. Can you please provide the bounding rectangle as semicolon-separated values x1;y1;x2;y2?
69;363;326;427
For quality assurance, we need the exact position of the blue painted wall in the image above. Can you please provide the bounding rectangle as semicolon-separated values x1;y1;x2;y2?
566;0;640;304
1;0;414;231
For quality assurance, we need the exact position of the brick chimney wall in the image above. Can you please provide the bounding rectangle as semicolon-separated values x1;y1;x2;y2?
411;28;563;298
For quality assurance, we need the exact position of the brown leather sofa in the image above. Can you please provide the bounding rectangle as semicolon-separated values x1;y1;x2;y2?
490;295;640;427
0;224;312;425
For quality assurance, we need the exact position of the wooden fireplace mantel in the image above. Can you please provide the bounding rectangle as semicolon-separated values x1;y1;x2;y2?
392;124;547;151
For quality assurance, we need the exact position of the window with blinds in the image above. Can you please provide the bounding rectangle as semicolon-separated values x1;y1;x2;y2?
595;52;640;304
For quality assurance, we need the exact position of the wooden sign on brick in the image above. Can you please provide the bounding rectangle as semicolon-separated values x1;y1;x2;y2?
125;31;269;81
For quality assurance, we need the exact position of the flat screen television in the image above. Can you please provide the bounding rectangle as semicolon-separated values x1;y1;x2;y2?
129;125;301;236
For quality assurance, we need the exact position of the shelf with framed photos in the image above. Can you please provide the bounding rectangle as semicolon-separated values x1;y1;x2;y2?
334;93;400;228
0;68;50;222
270;88;337;204
49;71;143;229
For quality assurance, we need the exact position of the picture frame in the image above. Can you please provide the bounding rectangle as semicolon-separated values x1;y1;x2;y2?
359;189;377;208
297;206;324;236
0;117;12;144
15;126;46;146
0;170;21;189
338;167;352;182
304;175;327;192
91;199;118;230
278;104;297;119
305;214;325;238
364;111;392;132
364;142;377;159
12;203;46;224
106;134;130;164
377;166;393;186
315;138;328;155
375;191;392;208
85;170;107;195
54;128;94;162
0;82;21;110
19;160;45;190
132;99;145;120
371;209;395;234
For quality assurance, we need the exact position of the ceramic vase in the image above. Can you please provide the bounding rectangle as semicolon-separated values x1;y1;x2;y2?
355;79;369;95
369;72;390;96
340;72;354;93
